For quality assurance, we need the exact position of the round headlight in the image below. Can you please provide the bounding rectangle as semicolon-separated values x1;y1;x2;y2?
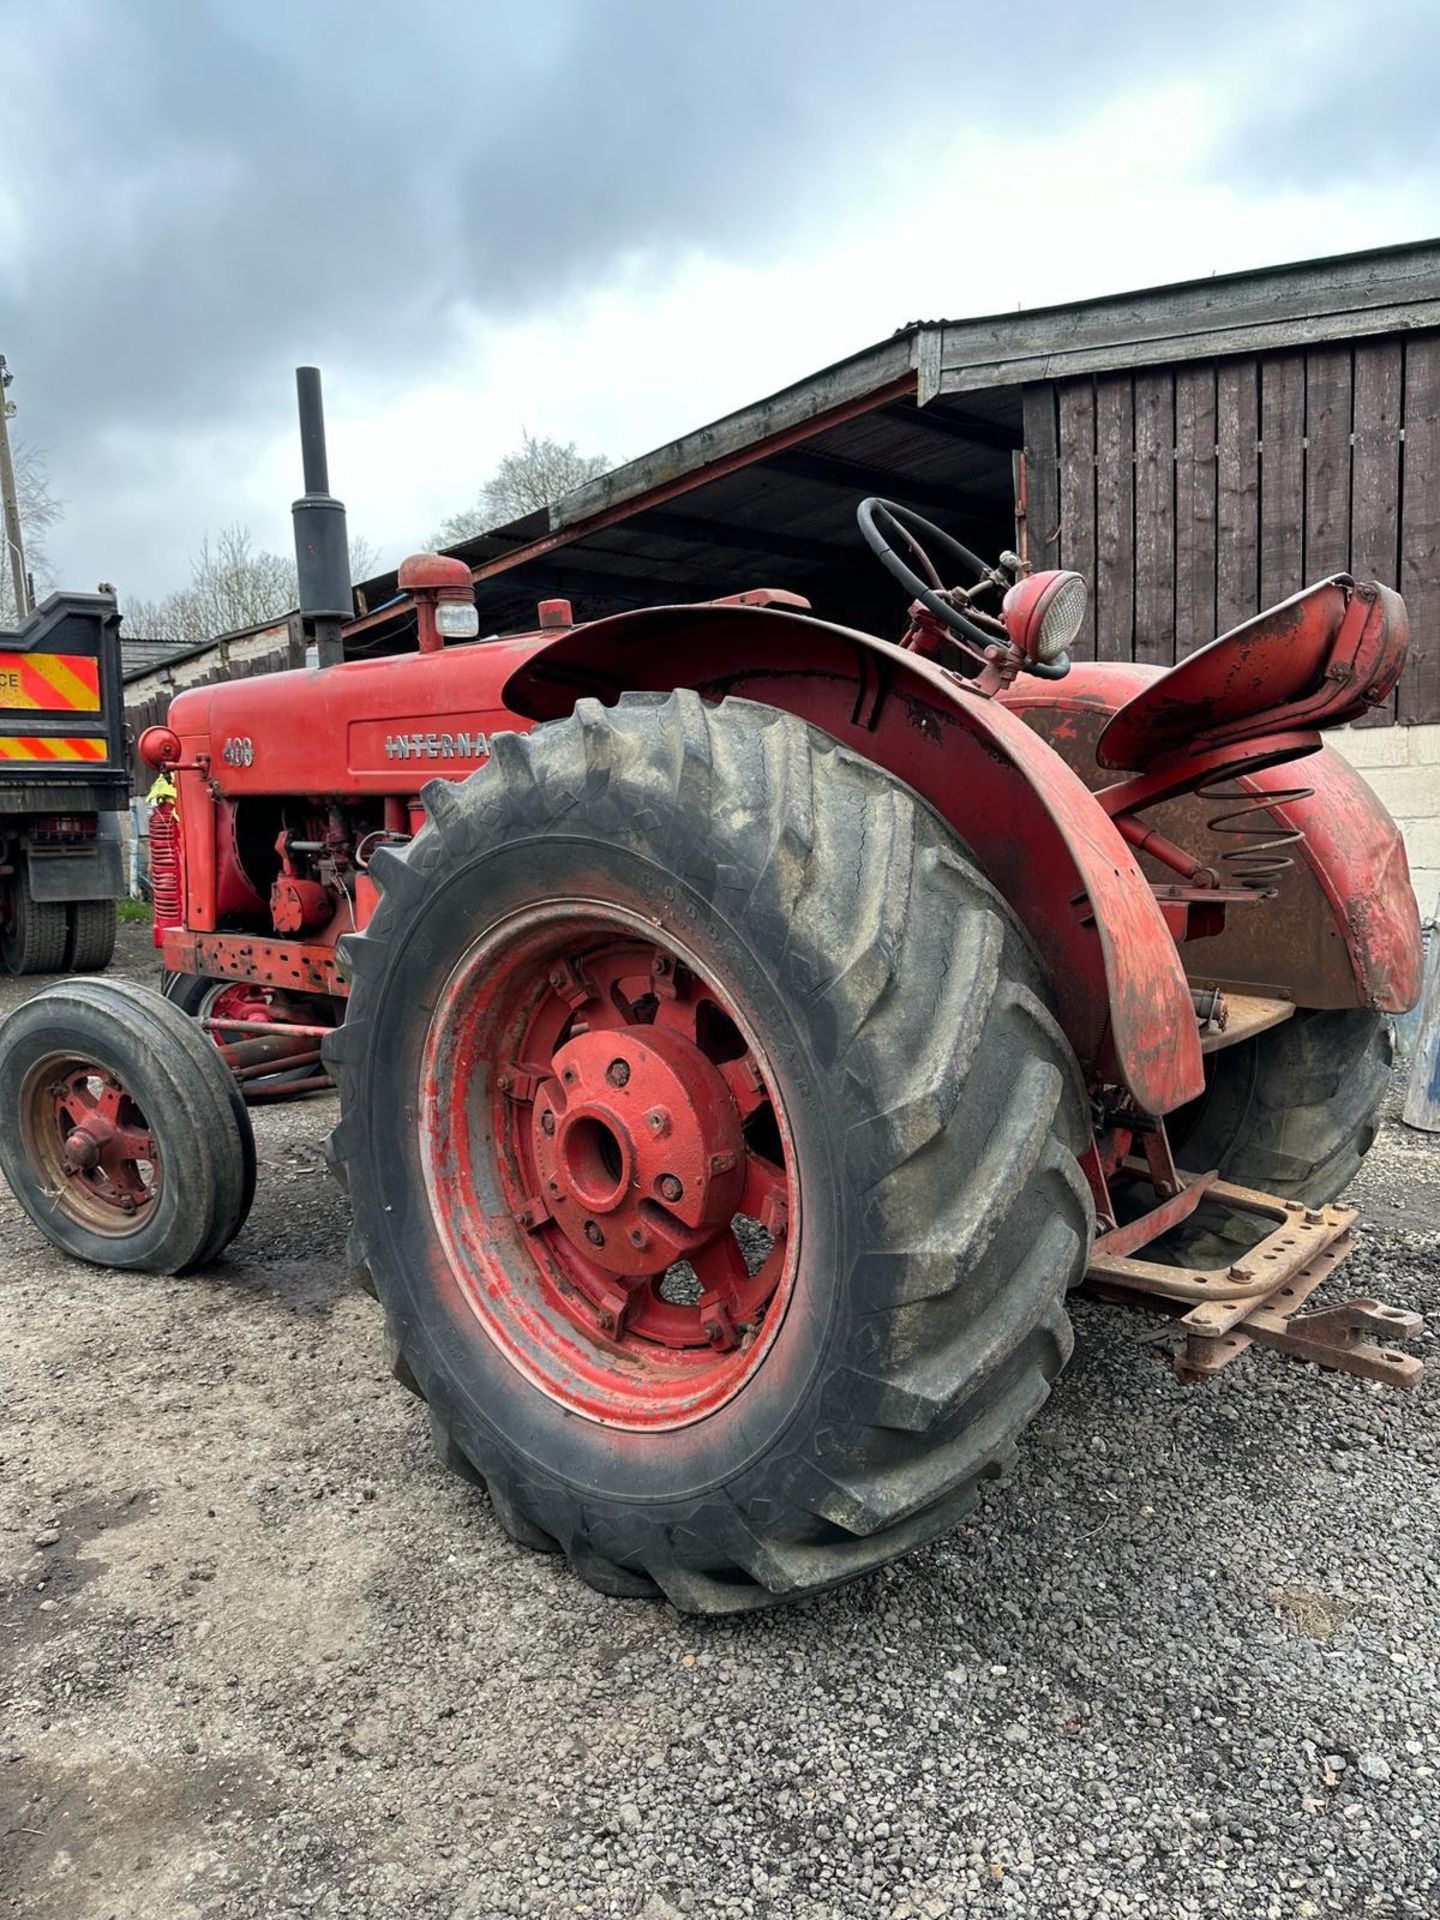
1035;573;1087;662
1001;569;1087;670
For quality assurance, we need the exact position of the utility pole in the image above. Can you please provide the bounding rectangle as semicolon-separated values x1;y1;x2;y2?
0;354;32;621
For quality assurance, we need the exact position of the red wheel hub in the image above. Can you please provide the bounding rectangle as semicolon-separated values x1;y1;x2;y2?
532;1025;745;1277
421;912;798;1428
23;1061;161;1227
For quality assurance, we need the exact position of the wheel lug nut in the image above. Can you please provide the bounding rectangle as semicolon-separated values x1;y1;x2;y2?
539;1108;555;1136
628;1226;650;1250
606;1058;630;1087
584;1220;605;1247
657;1173;683;1202
645;1107;671;1137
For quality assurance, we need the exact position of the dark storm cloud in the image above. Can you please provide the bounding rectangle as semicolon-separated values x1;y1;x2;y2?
4;0;1268;470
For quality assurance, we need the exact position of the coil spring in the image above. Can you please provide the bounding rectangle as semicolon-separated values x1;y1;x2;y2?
1202;781;1313;890
149;798;183;933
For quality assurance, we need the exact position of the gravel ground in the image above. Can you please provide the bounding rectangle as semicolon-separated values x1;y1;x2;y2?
2;928;1437;1919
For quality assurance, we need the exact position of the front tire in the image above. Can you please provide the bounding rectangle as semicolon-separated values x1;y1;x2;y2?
0;979;256;1272
328;694;1092;1612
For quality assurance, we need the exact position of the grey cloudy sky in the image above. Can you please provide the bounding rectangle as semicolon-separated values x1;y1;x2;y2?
2;0;1437;601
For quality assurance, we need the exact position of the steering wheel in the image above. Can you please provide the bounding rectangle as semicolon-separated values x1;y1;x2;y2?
856;497;1008;657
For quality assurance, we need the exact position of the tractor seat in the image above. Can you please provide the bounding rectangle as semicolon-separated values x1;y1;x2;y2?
1097;575;1408;771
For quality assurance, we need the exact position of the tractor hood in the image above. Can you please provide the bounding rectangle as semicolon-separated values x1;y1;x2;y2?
167;631;550;797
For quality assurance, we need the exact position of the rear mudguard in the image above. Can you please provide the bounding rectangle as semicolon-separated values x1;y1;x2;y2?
505;606;1204;1114
1003;664;1422;1015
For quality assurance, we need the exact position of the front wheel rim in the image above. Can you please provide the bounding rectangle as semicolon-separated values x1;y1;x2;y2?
420;902;799;1430
19;1053;162;1233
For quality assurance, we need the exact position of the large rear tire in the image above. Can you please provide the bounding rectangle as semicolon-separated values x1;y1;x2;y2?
0;870;68;975
0;978;256;1272
1164;1007;1391;1265
1171;1007;1392;1203
327;693;1092;1612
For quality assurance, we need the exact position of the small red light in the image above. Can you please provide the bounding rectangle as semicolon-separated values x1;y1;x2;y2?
138;724;182;770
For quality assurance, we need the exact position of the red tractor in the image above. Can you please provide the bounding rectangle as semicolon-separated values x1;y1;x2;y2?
0;373;1424;1613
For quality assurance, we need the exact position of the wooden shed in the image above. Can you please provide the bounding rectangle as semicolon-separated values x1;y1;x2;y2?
349;237;1440;739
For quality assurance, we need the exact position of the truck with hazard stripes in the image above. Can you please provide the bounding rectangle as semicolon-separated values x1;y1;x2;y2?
0;590;128;973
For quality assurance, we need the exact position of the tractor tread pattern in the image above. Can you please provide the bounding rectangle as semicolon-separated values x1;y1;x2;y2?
1172;1006;1393;1228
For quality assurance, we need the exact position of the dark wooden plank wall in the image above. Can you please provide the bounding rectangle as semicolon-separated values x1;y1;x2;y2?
1022;329;1440;723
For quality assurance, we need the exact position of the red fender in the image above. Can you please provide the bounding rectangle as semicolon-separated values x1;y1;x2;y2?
1003;664;1422;1015
505;606;1204;1114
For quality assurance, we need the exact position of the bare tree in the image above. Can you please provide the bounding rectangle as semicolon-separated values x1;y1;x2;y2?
124;523;379;646
433;430;610;546
0;443;63;626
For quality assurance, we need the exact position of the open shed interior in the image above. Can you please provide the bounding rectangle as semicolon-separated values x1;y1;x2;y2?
347;388;1022;655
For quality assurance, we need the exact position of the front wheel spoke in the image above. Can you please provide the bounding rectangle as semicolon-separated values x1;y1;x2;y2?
57;1086;97;1126
110;1128;155;1164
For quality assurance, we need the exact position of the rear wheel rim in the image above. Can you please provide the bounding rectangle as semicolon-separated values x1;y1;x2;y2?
18;1052;161;1233
420;902;798;1430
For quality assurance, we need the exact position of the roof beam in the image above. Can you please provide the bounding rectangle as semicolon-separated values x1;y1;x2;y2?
881;401;1021;453
639;509;853;568
936;240;1440;395
759;447;1004;520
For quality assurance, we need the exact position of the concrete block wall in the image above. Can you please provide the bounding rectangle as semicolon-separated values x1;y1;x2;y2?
1329;725;1440;925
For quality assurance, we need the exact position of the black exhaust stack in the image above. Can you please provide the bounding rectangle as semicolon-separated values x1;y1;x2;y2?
291;367;353;668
